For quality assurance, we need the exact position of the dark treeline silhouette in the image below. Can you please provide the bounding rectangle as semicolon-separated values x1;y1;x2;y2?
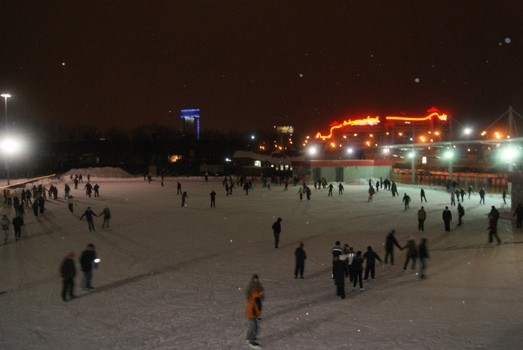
5;122;268;178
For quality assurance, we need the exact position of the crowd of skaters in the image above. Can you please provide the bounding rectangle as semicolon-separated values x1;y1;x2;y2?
1;174;110;244
2;171;519;350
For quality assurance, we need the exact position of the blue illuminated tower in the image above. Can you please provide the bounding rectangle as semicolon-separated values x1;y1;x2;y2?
180;108;201;140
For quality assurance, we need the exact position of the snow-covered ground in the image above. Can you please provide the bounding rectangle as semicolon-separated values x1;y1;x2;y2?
1;170;522;350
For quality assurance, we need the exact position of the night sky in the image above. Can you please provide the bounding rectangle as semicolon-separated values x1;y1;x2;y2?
1;1;523;136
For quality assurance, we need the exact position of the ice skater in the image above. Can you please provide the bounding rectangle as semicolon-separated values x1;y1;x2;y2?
100;207;111;228
294;242;306;279
384;230;402;265
60;252;77;301
418;238;430;279
245;274;264;348
363;246;382;280
80;244;98;291
181;191;188;207
442;206;452;232
333;255;348;299
417;206;426;231
272;217;282;248
210;190;216;208
80;207;98;231
402;239;417;271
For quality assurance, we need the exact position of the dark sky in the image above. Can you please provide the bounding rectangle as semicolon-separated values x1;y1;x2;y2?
1;1;523;136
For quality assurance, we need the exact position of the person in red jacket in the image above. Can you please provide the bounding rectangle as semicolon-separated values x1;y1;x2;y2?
245;274;264;349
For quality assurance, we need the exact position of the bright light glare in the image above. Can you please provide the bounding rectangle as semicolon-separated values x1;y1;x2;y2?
408;151;415;159
501;146;519;162
1;136;23;156
308;146;318;156
346;147;353;154
463;127;472;135
383;148;390;155
443;150;454;160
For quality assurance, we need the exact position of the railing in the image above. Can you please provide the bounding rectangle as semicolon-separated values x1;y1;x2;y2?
391;170;507;193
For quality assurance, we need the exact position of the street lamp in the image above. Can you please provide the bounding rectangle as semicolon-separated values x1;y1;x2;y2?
1;93;11;185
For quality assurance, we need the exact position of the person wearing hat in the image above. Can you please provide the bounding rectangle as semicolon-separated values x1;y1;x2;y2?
384;230;403;265
60;252;77;301
294;242;307;279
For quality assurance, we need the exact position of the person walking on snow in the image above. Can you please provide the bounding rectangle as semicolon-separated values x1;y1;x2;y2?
294;242;307;279
442;206;452;232
80;207;98;231
331;241;343;278
272;218;282;248
12;214;23;241
351;251;364;291
385;230;403;265
457;203;465;226
420;188;427;202
80;244;98;291
333;255;348;299
417;206;426;231
402;239;418;271
100;207;111;228
245;274;264;349
363;246;382;280
418;238;430;279
60;252;77;302
181;191;188;207
402;193;411;210
210;190;216;208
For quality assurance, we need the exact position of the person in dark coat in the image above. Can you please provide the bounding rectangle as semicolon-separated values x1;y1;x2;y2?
80;244;98;290
488;219;502;245
333;255;348;299
457;203;465;226
80;207;98;231
351;251;364;291
272;218;282;248
331;241;343;278
32;200;39;216
384;230;403;265
442;206;452;231
402;239;418;271
363;246;383;280
181;191;188;207
210;190;216;208
420;188;427;202
60;252;77;301
513;203;523;228
100;207;111;228
488;206;500;228
294;242;307;279
12;215;23;241
417;207;427;231
418;238;430;279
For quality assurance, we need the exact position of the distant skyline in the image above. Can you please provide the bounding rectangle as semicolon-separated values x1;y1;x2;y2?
1;1;523;136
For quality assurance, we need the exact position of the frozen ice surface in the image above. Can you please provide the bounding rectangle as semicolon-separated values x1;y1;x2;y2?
1;171;522;349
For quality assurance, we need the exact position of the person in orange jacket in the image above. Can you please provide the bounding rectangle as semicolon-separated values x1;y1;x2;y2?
245;274;264;349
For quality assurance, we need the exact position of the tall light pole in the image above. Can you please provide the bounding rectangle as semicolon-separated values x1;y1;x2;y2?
1;93;11;185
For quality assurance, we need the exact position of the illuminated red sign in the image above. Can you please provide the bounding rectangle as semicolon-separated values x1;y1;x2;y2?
315;116;380;140
314;108;447;140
